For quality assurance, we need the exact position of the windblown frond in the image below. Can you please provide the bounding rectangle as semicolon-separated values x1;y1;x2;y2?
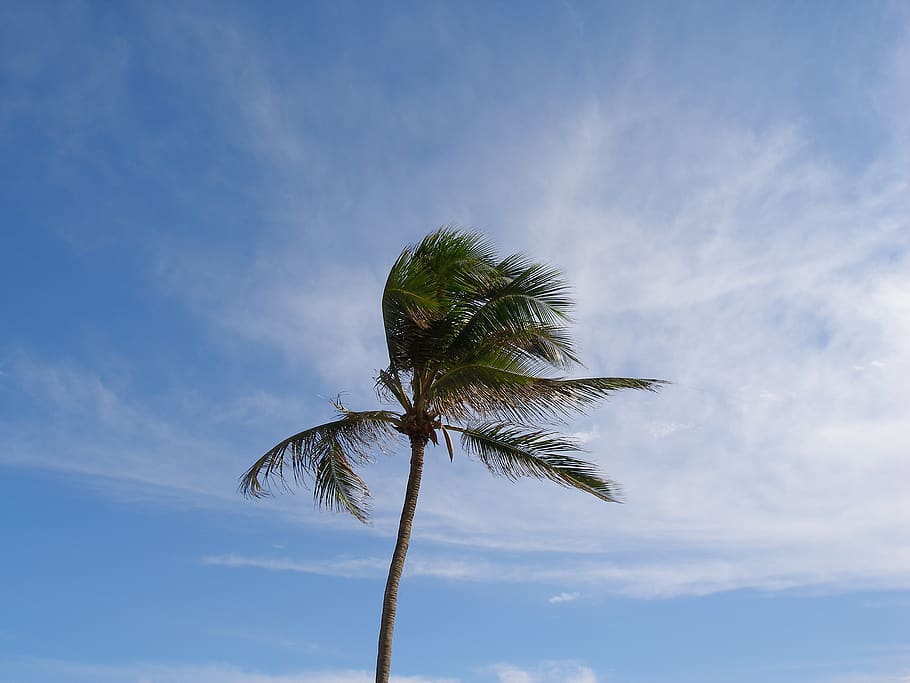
313;441;373;523
240;409;401;523
381;228;501;371
436;254;577;370
432;362;666;424
441;296;578;371
447;422;623;503
375;368;412;411
455;323;581;372
409;228;499;286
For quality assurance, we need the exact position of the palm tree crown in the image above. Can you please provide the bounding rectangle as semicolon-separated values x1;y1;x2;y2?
240;228;664;682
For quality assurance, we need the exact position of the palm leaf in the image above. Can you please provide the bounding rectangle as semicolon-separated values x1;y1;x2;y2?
240;409;401;523
409;228;499;291
467;323;580;371
447;422;623;503
432;362;666;424
382;247;442;370
375;368;412;411
382;227;504;373
440;257;577;370
313;441;373;523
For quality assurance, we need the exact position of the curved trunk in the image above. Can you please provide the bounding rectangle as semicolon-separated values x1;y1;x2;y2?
375;437;426;683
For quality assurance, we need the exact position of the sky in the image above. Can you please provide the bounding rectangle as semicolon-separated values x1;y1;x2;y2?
1;1;909;682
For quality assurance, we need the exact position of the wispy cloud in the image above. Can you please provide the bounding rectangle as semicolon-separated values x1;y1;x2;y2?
489;661;597;683
0;656;608;683
0;658;458;683
547;592;580;605
201;553;389;579
813;674;910;683
202;544;910;598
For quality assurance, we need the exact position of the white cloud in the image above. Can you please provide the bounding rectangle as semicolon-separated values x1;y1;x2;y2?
814;674;910;683
547;592;580;604
0;657;606;683
490;662;598;683
201;553;389;578
0;659;458;683
201;543;910;599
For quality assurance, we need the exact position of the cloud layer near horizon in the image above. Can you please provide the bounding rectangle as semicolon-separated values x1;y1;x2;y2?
0;657;602;683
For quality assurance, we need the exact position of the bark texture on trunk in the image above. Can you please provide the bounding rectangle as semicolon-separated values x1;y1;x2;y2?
375;437;426;683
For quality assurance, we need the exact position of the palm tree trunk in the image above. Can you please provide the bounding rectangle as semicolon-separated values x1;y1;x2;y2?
375;436;426;683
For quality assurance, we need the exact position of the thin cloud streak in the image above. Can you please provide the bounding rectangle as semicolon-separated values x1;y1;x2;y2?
490;662;598;683
2;656;604;683
202;545;910;598
0;658;458;683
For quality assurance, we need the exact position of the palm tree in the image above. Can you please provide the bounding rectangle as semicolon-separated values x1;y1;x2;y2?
240;228;664;683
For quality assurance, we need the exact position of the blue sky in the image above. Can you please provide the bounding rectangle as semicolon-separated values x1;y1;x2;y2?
1;2;909;682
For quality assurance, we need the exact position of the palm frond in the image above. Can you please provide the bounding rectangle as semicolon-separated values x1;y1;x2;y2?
240;409;402;523
493;258;574;319
444;297;577;367
314;441;373;523
440;257;577;371
432;363;666;424
438;323;579;376
382;227;499;372
382;247;442;369
447;422;623;503
375;368;412;411
409;227;499;284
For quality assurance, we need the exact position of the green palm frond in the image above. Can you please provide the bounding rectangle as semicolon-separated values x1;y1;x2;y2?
382;229;490;372
458;323;581;372
432;362;665;424
240;409;402;523
313;441;373;523
442;296;577;370
446;422;623;503
382;247;442;370
375;368;412;411
491;258;574;319
409;228;499;285
439;256;577;370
